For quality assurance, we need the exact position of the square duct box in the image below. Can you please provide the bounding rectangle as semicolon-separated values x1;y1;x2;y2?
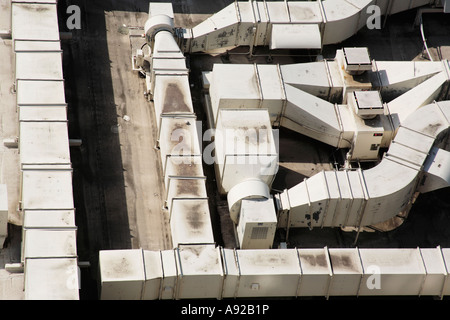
343;47;372;74
351;90;384;119
237;197;277;249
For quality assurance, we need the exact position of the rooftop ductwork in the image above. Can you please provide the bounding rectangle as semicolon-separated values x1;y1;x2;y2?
175;0;436;54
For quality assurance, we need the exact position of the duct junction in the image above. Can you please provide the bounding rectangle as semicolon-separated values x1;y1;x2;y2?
100;1;450;299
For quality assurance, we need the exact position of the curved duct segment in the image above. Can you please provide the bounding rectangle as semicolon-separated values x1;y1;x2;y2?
227;178;271;224
206;52;450;162
181;0;436;54
277;101;450;230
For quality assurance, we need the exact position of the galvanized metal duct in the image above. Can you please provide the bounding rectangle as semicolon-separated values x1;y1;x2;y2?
276;101;450;230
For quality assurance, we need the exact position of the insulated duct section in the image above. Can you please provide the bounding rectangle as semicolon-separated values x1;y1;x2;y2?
276;101;450;230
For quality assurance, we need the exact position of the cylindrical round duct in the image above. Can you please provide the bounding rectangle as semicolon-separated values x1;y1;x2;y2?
227;179;271;224
144;14;174;44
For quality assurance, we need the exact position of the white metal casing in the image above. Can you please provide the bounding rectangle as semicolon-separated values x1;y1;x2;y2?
24;257;79;300
214;109;278;195
237;198;277;249
169;199;215;247
158;115;201;173
358;248;427;296
297;248;333;296
0;185;8;247
142;250;163;300
327;248;364;296
234;249;302;298
99;249;145;300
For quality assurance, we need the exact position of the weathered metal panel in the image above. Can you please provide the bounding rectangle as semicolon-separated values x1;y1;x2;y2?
158;115;201;173
303;172;330;228
16;80;66;105
288;2;323;23
286;182;310;227
15;51;63;80
165;177;207;211
23;210;75;229
99;249;145;300
14;39;61;52
142;250;163;300
235;249;301;298
298;248;333;297
23;229;77;259
237;197;277;249
11;3;60;41
280;61;333;99
256;64;285;122
21;170;74;210
160;250;178;300
169;199;215;247
322;0;367;45
163;155;204;188
221;248;240;299
358;248;426;296
328;248;363;296
215;109;277;193
282;84;342;147
440;248;450;296
25;257;79;300
209;64;261;124
19;105;67;122
19;121;71;166
419;247;448;296
175;245;223;299
270;24;321;50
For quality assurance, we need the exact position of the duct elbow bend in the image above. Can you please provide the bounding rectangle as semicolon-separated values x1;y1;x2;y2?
227;179;271;224
145;14;174;46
